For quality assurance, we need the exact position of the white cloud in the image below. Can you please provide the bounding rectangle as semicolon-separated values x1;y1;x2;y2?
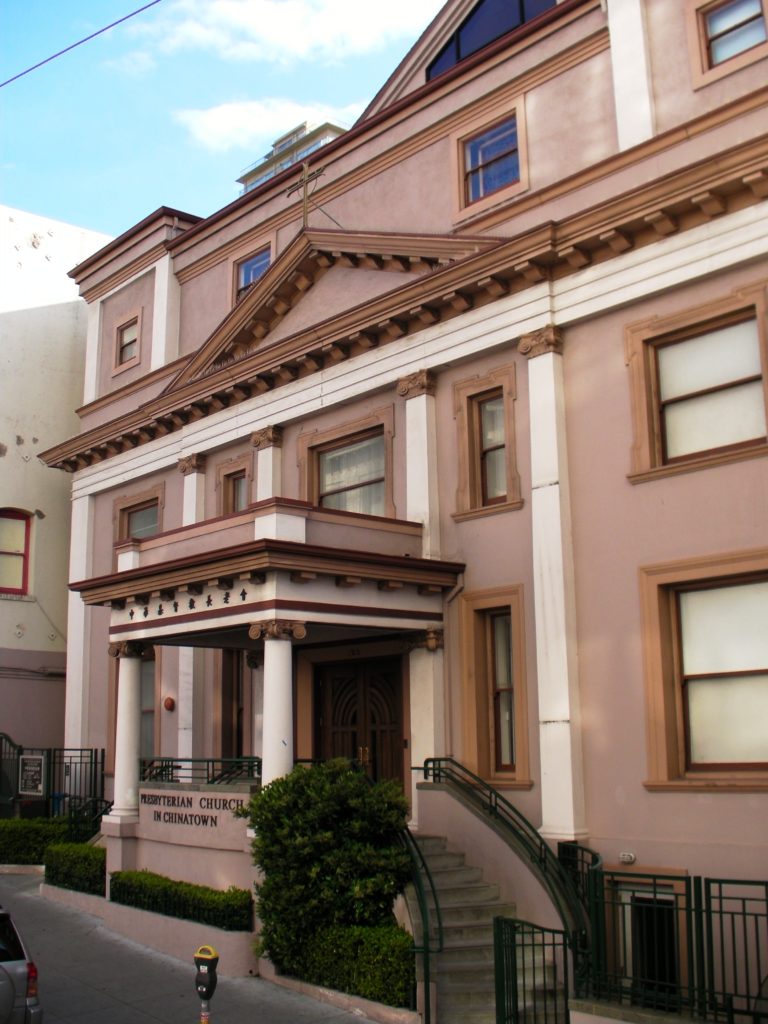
142;0;444;64
174;98;364;152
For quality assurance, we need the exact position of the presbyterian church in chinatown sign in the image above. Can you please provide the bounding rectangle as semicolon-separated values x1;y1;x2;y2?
138;788;253;850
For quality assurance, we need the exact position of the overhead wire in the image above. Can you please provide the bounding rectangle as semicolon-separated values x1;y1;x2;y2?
0;0;165;89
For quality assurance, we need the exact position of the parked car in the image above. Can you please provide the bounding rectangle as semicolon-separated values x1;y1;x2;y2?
0;906;42;1023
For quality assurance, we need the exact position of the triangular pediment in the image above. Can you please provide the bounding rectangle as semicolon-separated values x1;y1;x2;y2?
166;228;496;393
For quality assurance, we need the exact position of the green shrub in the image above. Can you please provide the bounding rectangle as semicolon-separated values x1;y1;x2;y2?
240;759;411;978
0;819;68;864
303;924;415;1007
110;869;253;931
45;843;106;895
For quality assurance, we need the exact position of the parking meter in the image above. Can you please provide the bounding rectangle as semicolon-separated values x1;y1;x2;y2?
194;945;219;1021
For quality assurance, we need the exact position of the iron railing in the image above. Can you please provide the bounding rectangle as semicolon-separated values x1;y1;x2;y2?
422;758;589;942
0;734;105;816
139;757;261;785
398;826;445;1024
495;919;570;1024
66;797;113;842
583;871;768;1023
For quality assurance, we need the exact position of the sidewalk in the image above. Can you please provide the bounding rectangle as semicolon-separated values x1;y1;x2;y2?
0;871;396;1024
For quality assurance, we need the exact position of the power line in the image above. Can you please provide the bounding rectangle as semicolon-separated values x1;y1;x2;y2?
0;0;165;89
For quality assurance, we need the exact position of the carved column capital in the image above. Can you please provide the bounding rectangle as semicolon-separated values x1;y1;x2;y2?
408;628;444;653
108;640;146;659
250;425;283;450
248;619;307;642
519;324;564;359
397;369;437;399
177;453;207;475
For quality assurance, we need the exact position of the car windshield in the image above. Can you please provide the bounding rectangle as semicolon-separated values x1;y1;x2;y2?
0;914;24;962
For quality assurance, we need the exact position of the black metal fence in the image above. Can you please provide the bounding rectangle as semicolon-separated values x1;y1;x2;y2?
0;733;105;817
140;756;261;785
495;919;570;1024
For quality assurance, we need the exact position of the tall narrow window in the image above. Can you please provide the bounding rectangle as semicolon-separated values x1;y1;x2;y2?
489;610;515;771
317;432;386;515
225;470;249;513
464;117;519;205
116;318;139;367
477;390;507;504
704;0;766;66
0;510;31;596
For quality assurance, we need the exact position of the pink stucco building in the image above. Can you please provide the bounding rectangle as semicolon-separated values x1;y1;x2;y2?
42;0;768;1016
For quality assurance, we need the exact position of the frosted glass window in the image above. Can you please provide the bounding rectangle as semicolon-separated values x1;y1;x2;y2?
318;434;385;516
706;0;766;66
127;503;159;540
478;392;506;503
679;581;768;766
656;318;765;459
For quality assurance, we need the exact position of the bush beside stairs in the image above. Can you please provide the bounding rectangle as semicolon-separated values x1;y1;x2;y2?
413;835;558;1024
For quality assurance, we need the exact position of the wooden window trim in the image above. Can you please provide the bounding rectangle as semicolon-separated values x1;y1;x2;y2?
112;311;143;376
453;365;522;520
215;454;253;515
685;0;768;89
450;101;529;224
297;406;396;518
0;509;31;597
640;548;768;791
625;283;768;483
459;585;531;787
113;484;165;545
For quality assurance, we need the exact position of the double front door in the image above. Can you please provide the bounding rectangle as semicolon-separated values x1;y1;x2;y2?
315;657;403;785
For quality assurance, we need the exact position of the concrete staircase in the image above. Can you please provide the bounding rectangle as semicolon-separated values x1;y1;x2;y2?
415;834;515;1024
414;835;566;1024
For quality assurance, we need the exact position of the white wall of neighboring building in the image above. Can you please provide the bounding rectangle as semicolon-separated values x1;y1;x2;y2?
0;206;111;747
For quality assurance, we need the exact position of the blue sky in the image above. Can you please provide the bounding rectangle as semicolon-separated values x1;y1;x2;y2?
1;0;445;239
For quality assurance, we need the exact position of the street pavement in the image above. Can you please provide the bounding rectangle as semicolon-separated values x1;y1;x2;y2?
0;872;367;1024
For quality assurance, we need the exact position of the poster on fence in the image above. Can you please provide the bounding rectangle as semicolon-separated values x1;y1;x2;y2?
18;754;46;796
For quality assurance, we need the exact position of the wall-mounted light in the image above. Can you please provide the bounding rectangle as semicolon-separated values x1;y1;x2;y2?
163;696;176;712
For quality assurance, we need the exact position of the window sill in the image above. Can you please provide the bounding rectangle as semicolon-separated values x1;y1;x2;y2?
645;775;768;793
0;593;33;602
453;499;524;523
628;442;768;483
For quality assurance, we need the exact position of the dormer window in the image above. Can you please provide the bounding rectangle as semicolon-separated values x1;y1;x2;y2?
427;0;556;80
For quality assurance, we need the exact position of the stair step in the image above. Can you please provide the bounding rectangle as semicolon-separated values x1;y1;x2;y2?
438;943;495;967
427;882;501;906
439;1010;495;1024
439;900;516;926
430;864;485;887
420;850;467;871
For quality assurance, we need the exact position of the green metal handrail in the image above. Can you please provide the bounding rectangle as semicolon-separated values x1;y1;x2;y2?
140;757;261;785
398;825;445;1024
422;757;592;944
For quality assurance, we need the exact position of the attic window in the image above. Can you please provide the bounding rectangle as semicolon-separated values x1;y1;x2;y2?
427;0;556;80
236;248;270;300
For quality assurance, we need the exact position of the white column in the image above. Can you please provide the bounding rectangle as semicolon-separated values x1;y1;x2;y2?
254;620;304;785
400;371;440;557
408;635;445;826
65;494;93;747
108;643;144;818
178;454;207;758
253;426;283;502
151;253;180;369
607;0;655;150
521;326;587;843
82;302;101;405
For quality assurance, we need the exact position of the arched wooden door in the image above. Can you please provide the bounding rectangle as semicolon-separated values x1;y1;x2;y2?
315;658;403;785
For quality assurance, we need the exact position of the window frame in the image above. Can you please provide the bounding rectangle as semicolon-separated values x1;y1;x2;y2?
450;102;529;224
113;312;142;375
234;246;270;302
640;548;768;790
685;0;768;88
453;365;522;520
113;485;165;545
460;585;531;787
216;454;253;515
298;406;396;519
625;284;768;482
0;509;31;597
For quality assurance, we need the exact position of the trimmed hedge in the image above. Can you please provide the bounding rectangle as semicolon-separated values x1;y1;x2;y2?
0;819;68;864
45;843;106;895
303;924;415;1008
110;869;253;931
